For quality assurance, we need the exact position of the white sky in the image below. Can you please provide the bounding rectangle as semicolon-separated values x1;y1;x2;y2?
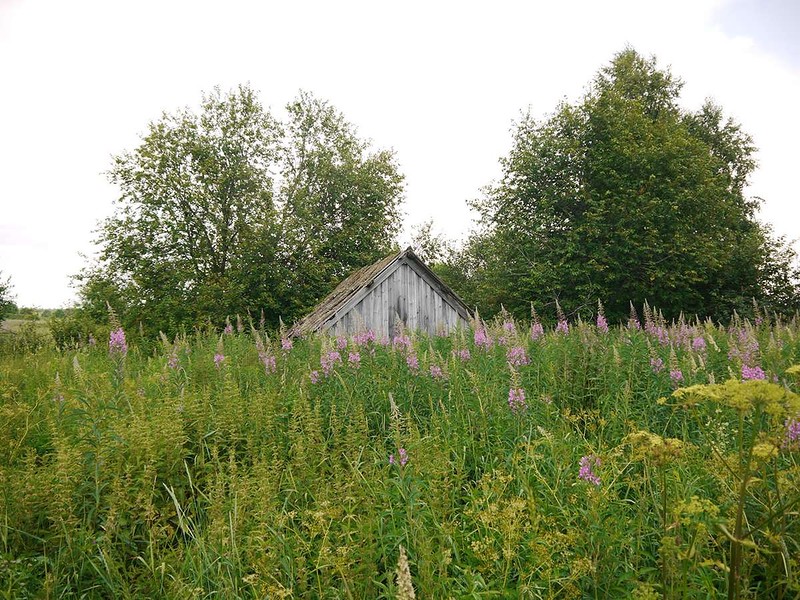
1;0;798;307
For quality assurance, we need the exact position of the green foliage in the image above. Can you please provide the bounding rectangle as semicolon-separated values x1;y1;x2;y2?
448;48;799;322
0;272;14;324
48;311;98;351
1;312;799;598
77;86;404;336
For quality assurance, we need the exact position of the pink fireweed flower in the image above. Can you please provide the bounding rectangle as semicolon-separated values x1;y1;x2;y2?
555;320;569;335
672;323;690;347
530;322;544;341
508;387;526;412
167;352;179;370
579;455;601;485
741;364;766;381
596;314;609;333
406;353;419;372
506;346;529;367
389;447;408;467
109;328;127;355
474;327;492;350
670;369;683;384
309;370;320;384
503;320;516;334
783;416;800;449
281;337;293;351
223;323;233;335
353;329;376;346
393;333;411;349
692;336;706;351
336;336;348;350
455;348;471;362
321;351;342;376
262;354;277;374
348;351;361;368
728;329;759;366
430;364;445;380
650;357;664;373
214;353;225;368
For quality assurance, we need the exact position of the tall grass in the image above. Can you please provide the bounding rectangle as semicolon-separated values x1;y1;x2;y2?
0;312;799;598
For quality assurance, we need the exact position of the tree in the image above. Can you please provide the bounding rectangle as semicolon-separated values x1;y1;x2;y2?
457;48;798;322
270;91;403;319
78;86;404;335
0;272;15;324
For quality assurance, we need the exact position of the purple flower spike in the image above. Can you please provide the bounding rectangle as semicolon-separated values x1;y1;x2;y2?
109;328;127;356
454;348;471;362
507;346;529;367
390;447;409;467
578;455;601;485
742;365;766;381
321;351;342;376
508;387;526;412
474;327;492;350
783;416;800;449
430;364;445;380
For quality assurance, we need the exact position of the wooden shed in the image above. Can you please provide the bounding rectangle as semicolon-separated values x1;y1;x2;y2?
290;247;472;337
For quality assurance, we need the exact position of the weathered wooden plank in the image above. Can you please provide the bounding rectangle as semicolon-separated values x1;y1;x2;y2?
411;266;419;330
422;280;427;333
377;284;383;335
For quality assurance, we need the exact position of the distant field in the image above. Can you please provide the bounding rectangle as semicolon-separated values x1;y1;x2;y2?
0;318;25;332
1;315;799;598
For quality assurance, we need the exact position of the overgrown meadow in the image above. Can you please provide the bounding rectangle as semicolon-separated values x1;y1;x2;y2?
1;309;800;599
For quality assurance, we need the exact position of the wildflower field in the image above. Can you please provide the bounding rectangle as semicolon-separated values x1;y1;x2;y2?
1;309;800;599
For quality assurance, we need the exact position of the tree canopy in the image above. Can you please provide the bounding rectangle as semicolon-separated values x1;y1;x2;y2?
0;272;14;324
444;48;799;322
78;86;404;334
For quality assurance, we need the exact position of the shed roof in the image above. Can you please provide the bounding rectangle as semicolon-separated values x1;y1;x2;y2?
289;246;472;336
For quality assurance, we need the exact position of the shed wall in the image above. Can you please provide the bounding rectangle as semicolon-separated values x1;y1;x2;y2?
328;262;466;337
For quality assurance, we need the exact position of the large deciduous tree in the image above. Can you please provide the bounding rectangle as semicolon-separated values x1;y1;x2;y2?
78;86;404;334
456;48;798;322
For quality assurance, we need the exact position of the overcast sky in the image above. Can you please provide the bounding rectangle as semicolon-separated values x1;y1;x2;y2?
1;0;798;307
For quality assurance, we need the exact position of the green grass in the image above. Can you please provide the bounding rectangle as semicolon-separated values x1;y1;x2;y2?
0;315;799;599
